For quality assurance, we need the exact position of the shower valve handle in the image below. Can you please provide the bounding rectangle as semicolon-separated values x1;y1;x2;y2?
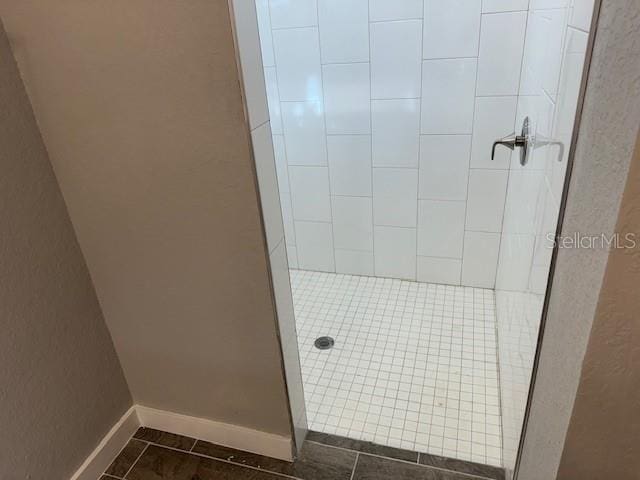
491;135;526;158
491;116;531;166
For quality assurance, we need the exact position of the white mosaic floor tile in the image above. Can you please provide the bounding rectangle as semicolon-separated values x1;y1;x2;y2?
291;269;502;467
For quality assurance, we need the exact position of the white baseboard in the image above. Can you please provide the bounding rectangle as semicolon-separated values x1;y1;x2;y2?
70;405;140;480
136;405;293;461
70;405;294;480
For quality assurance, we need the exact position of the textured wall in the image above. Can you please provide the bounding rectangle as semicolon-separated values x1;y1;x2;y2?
517;0;640;478
0;1;292;437
0;22;132;479
556;131;640;479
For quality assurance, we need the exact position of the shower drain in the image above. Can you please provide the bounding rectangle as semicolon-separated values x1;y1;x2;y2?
314;336;335;350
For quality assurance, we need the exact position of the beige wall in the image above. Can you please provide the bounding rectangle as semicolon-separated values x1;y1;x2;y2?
0;21;132;479
556;130;640;479
0;1;292;437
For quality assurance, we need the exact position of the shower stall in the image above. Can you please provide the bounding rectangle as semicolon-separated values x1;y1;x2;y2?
241;0;595;475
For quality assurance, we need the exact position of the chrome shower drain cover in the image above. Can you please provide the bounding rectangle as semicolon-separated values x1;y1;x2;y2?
314;336;335;350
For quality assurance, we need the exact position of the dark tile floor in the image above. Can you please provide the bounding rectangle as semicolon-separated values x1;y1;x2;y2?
103;428;505;480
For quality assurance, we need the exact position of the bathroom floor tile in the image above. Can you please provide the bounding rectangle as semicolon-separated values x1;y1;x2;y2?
290;269;502;467
125;445;287;480
133;427;196;451
103;429;504;480
104;439;147;478
192;439;356;480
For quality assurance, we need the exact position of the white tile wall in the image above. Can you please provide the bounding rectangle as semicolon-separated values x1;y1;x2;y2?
495;233;536;291
331;196;374;251
541;9;570;100
369;0;424;21
418;135;470;201
530;0;570;10
569;0;595;30
482;0;529;13
323;63;370;134
417;200;465;258
465;169;509;233
519;13;542;96
423;1;481;59
476;12;527;96
281;101;327;165
372;99;420;167
273;28;322;101
327;135;372;196
318;0;369;63
373;168;419;228
334;249;375;276
421;58;477;134
256;0;536;287
461;231;501;287
416;257;462;284
374;226;417;280
289;166;331;222
370;20;422;99
502;170;545;234
269;0;318;29
295;221;335;271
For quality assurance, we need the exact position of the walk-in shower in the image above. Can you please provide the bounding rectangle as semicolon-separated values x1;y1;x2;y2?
246;0;595;475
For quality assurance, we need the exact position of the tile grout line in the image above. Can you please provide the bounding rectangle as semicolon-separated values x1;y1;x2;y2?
313;0;338;274
368;0;374;278
460;3;484;289
413;0;425;284
349;452;359;480
121;440;149;480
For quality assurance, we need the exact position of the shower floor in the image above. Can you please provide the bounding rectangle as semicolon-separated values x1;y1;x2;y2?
290;269;502;467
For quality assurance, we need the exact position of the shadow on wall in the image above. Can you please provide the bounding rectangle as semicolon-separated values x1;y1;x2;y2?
0;20;132;480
